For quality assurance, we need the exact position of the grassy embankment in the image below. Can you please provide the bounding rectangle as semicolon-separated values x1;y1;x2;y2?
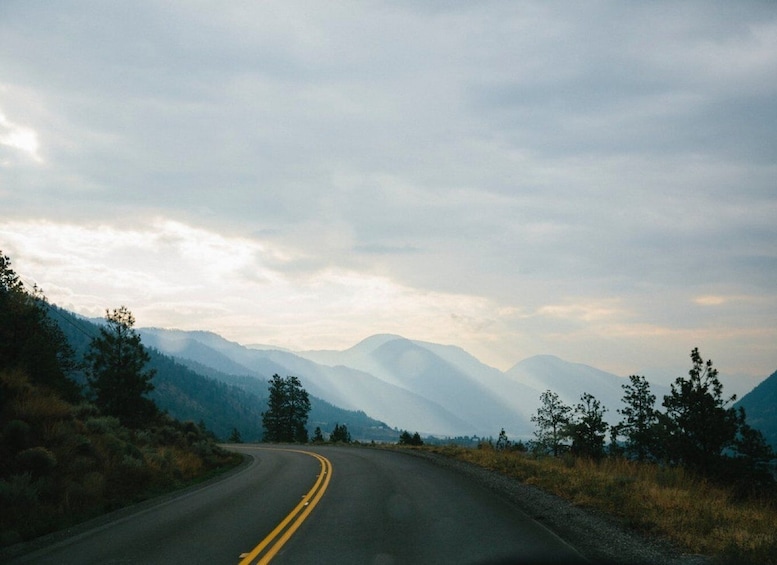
419;444;777;564
0;370;243;548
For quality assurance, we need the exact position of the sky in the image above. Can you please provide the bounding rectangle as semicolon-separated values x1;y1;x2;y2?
1;1;776;388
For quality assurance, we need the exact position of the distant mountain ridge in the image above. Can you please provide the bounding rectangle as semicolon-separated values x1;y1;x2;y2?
735;369;777;449
48;308;392;441
56;304;776;443
141;329;674;438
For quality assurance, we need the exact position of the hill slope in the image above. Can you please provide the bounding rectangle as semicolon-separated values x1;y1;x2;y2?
735;369;777;449
49;308;393;441
139;328;474;436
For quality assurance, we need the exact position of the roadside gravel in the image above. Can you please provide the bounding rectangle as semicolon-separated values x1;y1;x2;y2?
403;448;713;565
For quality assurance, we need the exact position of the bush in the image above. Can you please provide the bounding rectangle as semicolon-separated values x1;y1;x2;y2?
3;419;32;452
85;416;122;435
15;447;57;476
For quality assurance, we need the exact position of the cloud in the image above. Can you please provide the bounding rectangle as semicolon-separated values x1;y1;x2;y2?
0;2;776;378
0;218;501;352
0;110;42;163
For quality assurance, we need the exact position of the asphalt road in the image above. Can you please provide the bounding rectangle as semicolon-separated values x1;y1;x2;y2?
7;445;586;564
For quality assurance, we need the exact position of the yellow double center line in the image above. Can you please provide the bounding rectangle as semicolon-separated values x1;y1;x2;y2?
239;449;332;565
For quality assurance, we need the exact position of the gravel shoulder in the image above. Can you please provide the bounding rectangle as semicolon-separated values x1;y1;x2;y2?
400;448;713;565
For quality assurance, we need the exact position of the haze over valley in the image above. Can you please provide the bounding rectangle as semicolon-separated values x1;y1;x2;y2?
2;2;776;390
136;325;771;441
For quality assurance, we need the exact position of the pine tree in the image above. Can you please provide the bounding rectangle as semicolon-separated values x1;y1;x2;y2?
85;306;157;427
286;375;310;443
570;393;608;459
397;430;423;446
0;252;80;401
261;375;310;443
330;423;351;443
662;348;739;474
531;390;572;456
617;374;659;461
496;428;510;451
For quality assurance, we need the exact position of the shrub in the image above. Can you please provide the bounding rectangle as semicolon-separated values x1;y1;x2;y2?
85;416;121;435
3;419;32;452
15;447;57;476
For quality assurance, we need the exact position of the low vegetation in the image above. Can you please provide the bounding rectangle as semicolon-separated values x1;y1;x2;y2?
0;370;241;547
422;444;777;563
0;252;241;547
396;348;777;563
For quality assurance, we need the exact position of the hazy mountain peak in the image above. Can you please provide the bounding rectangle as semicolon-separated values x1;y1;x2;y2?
347;334;407;353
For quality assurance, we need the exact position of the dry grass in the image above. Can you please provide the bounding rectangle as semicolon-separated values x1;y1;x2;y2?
425;445;777;563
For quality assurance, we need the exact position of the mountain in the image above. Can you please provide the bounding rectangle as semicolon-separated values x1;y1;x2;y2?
505;355;672;425
48;307;393;441
150;329;662;438
55;307;688;439
735;369;777;449
301;335;538;436
139;328;474;436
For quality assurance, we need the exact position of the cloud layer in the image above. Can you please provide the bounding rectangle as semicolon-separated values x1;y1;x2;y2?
1;2;776;380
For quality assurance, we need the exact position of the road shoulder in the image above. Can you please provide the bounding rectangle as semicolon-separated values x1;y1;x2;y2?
396;448;711;565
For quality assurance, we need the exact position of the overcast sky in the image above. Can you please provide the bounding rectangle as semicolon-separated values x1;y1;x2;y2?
1;1;775;385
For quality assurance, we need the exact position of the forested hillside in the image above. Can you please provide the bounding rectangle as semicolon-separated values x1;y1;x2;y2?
0;253;239;547
736;369;777;449
51;307;394;441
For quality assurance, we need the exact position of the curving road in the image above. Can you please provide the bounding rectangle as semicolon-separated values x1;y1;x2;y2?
7;445;585;564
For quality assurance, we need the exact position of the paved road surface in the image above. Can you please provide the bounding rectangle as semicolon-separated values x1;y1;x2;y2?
7;445;586;564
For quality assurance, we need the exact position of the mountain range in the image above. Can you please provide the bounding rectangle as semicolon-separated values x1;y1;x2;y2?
138;328;671;438
50;305;774;444
735;369;777;449
49;307;394;442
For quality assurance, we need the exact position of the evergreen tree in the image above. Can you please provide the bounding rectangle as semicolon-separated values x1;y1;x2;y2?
312;426;324;443
228;427;242;443
730;410;775;492
262;374;286;442
286;375;310;443
261;374;310;443
85;306;157;427
570;393;608;459
617;374;659;461
662;348;740;475
531;390;572;456
0;252;80;401
330;423;351;443
496;428;510;451
398;430;423;446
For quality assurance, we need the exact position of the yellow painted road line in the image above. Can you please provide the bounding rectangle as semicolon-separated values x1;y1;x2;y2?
238;449;332;565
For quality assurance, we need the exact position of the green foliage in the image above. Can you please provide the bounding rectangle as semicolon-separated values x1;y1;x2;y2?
14;447;58;477
495;428;510;451
398;430;424;446
617;374;659;461
227;427;242;443
615;350;776;492
0;370;240;547
0;253;243;547
570;392;608;460
146;352;266;441
261;375;311;443
662;348;741;475
312;426;324;443
735;369;777;450
329;423;351;443
531;390;572;456
0;251;81;401
85;307;157;427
